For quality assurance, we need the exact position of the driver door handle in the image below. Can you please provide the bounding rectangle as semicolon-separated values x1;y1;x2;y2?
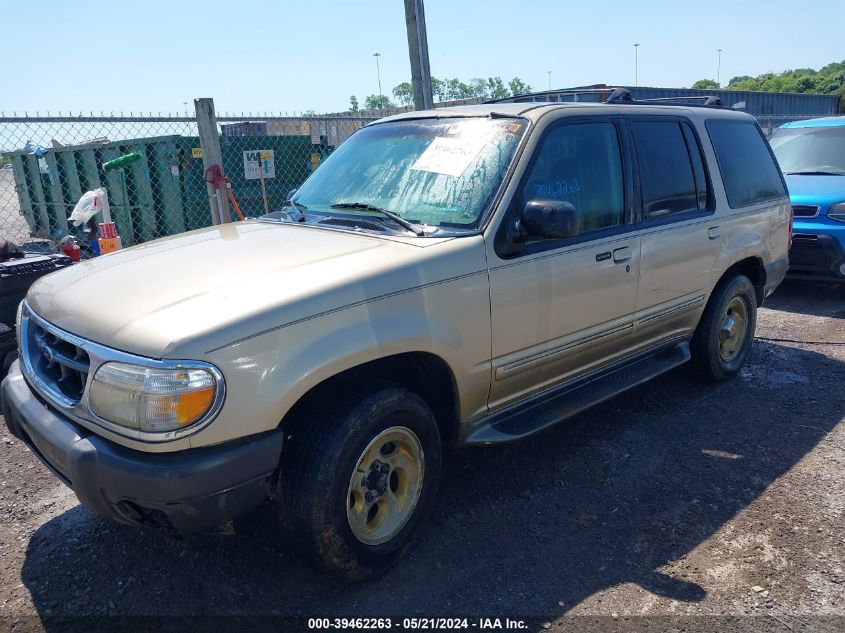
613;246;632;263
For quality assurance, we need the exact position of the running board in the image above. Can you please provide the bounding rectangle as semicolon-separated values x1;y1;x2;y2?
464;343;690;445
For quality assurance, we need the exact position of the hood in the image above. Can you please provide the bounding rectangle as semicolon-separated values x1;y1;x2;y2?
785;174;845;209
27;222;477;358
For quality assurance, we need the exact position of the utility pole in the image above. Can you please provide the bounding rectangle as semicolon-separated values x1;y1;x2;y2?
194;98;229;225
373;52;383;97
404;0;433;110
717;48;723;86
634;43;640;87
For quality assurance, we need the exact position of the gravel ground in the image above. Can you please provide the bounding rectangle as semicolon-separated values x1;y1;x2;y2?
0;280;843;632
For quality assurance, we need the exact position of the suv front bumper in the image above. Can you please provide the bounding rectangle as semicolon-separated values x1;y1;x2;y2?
788;232;845;282
1;361;283;533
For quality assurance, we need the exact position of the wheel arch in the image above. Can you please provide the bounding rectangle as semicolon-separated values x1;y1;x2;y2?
717;256;767;306
279;351;461;447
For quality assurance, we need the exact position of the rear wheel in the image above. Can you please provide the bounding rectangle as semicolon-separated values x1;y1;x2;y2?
278;384;441;580
692;275;757;381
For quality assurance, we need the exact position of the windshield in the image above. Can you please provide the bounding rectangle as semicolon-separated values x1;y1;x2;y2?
769;126;845;175
292;116;526;230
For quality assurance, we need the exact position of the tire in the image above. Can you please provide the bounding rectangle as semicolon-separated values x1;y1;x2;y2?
1;351;16;379
277;383;442;580
691;274;757;382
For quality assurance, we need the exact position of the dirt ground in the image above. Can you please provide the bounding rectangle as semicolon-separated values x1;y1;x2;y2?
0;280;843;632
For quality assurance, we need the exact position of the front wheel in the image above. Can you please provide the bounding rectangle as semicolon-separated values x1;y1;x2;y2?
277;384;441;580
691;274;757;381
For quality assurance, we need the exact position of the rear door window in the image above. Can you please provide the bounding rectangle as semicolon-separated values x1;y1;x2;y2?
631;121;702;219
707;120;787;208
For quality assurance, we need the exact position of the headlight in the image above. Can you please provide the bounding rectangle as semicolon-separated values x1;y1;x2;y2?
829;202;845;223
89;362;222;433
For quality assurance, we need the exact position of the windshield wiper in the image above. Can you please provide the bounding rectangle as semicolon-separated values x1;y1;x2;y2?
330;202;425;236
285;199;307;222
785;170;845;176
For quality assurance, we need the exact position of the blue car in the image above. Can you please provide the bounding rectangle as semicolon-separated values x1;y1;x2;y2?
769;116;845;282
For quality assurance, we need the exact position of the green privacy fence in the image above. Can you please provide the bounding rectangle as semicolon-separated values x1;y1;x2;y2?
8;134;314;245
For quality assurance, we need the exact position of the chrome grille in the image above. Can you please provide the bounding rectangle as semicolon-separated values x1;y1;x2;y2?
22;309;90;407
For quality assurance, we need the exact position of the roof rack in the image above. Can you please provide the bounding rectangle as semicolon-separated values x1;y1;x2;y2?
607;88;723;108
488;86;725;109
485;87;616;104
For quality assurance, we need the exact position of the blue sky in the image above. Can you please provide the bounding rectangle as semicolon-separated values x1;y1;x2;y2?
2;0;843;115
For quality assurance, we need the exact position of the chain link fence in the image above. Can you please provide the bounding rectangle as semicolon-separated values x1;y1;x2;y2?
0;110;376;250
0;107;836;250
755;114;828;137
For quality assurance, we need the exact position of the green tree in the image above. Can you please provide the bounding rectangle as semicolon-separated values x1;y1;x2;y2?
727;76;760;91
364;94;395;110
391;74;534;103
349;95;359;112
430;77;448;102
691;79;720;89
468;77;488;97
723;60;845;108
392;82;414;106
486;77;509;99
508;77;533;96
445;78;474;100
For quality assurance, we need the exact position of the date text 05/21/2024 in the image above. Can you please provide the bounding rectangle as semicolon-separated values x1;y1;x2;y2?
306;617;529;630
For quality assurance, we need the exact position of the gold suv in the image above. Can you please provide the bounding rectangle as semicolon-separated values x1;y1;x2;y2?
1;92;791;578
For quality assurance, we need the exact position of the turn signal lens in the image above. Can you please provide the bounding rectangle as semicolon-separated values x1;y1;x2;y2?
89;362;220;434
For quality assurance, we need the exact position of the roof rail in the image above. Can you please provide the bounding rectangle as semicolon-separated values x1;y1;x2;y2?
484;86;618;104
605;88;634;103
603;89;724;108
487;86;725;109
634;95;724;107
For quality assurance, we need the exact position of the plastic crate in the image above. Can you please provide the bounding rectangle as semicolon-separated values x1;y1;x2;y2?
0;254;72;326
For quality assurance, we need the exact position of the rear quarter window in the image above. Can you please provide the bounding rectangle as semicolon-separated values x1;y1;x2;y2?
706;120;787;208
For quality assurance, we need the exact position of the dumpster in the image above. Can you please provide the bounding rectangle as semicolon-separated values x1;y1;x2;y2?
8;136;195;244
8;134;313;245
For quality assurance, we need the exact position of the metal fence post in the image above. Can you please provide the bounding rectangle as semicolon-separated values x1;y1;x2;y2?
194;97;230;224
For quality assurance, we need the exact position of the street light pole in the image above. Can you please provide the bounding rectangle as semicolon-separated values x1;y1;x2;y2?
373;52;382;97
634;43;640;87
547;70;551;90
717;49;723;86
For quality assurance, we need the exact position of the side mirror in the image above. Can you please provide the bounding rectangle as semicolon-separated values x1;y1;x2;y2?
521;199;580;239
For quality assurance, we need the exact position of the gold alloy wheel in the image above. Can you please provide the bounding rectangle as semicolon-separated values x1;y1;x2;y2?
718;296;749;364
346;426;425;546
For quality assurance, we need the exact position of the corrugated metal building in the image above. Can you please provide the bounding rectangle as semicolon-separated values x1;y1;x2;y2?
221;117;369;147
506;84;840;130
220;87;840;144
508;84;839;114
221;121;268;136
626;86;838;117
